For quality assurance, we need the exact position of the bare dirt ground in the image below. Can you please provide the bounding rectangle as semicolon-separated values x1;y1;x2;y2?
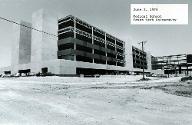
0;76;192;125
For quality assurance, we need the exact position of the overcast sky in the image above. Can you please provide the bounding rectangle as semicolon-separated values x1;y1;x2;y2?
0;0;191;68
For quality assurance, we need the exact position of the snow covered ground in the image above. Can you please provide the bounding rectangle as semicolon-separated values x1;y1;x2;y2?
0;75;192;125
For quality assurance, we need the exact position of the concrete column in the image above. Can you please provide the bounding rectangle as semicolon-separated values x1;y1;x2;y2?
105;33;107;65
31;9;58;63
115;38;117;66
74;17;76;61
92;27;94;63
74;42;76;61
74;17;76;38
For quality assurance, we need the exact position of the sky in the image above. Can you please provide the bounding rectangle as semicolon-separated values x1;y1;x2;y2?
0;0;191;67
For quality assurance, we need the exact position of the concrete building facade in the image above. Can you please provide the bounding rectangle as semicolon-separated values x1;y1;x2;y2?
0;10;152;76
11;21;32;66
57;15;126;74
10;21;32;74
30;9;58;73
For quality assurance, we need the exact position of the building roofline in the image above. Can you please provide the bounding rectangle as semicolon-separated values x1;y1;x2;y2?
58;15;126;44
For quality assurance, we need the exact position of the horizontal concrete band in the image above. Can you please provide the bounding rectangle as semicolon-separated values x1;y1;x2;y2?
58;37;123;55
58;49;125;63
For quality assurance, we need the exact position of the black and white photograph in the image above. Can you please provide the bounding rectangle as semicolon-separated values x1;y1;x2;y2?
0;0;192;125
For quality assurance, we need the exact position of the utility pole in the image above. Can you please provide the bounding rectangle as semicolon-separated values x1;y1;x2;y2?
138;41;147;80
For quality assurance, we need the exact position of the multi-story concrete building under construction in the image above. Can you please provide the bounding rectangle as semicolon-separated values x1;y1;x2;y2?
0;9;152;76
151;54;192;76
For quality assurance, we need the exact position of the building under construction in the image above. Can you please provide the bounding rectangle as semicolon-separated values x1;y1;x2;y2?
0;9;152;76
151;54;192;76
